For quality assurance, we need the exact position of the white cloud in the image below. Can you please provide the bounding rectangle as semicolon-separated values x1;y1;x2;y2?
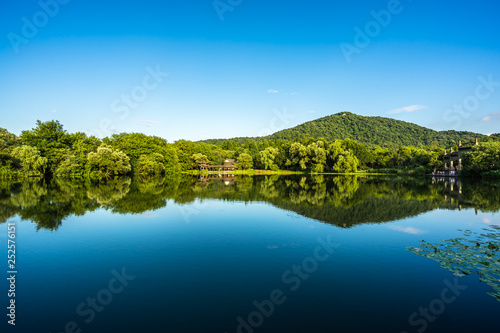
481;217;500;225
51;109;57;113
136;120;160;124
308;110;316;113
480;111;500;122
268;89;279;94
133;214;158;219
389;226;425;235
388;104;428;114
135;120;160;128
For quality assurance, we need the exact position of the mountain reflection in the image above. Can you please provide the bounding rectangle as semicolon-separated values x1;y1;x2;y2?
1;175;499;230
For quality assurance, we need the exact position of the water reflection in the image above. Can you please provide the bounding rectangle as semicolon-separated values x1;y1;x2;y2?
1;175;499;230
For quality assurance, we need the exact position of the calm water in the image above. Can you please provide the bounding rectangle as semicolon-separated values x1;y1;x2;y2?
1;175;499;333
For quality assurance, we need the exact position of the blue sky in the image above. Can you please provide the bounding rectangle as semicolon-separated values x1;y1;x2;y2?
1;0;499;142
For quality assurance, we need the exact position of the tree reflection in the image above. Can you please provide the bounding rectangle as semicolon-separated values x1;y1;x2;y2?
0;180;22;223
0;175;499;230
10;180;47;208
106;177;168;214
408;226;500;302
87;177;131;205
260;175;280;199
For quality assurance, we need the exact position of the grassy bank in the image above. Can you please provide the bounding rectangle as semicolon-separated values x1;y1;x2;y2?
183;169;418;176
182;169;303;176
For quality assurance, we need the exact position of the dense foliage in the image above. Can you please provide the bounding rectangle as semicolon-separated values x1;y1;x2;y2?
202;112;492;148
461;142;500;177
87;144;132;176
0;128;20;176
11;146;47;176
1;116;499;179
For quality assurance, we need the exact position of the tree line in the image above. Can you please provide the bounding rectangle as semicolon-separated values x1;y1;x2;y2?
0;120;499;178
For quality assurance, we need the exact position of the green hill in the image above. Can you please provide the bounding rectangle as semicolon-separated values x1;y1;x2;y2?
203;112;488;148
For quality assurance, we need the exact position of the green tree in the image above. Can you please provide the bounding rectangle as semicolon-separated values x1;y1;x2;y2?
260;147;279;170
174;140;198;170
56;133;102;176
288;142;308;170
210;149;228;166
0;128;18;152
20;120;71;173
370;146;394;169
87;144;131;176
236;153;253;170
162;147;181;173
192;153;208;166
0;128;19;173
138;154;166;175
328;141;359;173
462;142;500;175
11;146;48;176
71;133;102;161
307;141;327;173
341;138;372;168
106;133;180;173
56;154;84;176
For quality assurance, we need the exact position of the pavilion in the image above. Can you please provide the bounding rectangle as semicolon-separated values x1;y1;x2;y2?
199;159;236;171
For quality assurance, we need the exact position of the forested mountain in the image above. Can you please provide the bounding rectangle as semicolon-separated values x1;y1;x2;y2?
202;112;489;148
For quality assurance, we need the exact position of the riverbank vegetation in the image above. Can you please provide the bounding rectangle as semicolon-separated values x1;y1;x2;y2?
1;120;499;179
460;142;500;178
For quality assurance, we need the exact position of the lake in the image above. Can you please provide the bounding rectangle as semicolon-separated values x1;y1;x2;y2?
1;175;499;333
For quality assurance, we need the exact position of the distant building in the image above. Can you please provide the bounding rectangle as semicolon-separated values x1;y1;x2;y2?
199;159;236;171
442;139;478;171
